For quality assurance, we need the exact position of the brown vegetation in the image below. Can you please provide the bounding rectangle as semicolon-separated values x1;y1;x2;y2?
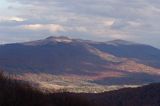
0;71;160;106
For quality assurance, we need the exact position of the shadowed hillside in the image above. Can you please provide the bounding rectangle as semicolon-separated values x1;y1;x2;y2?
0;37;160;86
0;71;160;106
0;72;91;106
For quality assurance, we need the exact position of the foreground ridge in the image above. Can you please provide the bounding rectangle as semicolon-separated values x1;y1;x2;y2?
0;72;160;106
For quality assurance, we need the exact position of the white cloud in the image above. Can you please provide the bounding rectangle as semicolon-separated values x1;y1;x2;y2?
23;24;65;32
101;19;115;27
9;17;25;22
66;26;88;32
0;16;25;22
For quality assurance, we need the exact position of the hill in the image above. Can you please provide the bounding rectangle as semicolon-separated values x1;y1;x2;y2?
0;72;160;106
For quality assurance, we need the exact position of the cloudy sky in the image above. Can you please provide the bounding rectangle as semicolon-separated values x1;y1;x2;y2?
0;0;160;48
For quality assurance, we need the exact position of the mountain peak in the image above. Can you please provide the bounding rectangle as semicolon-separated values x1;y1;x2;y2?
46;36;71;40
45;36;73;43
24;36;73;46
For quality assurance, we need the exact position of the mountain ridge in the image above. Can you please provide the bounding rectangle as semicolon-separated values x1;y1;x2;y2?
22;36;140;46
0;36;160;86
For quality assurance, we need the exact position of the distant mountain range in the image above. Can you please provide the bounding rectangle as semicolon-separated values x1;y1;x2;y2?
0;36;160;85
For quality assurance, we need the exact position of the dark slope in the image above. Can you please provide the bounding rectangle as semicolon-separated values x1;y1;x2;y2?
0;72;160;106
0;37;160;74
0;37;160;85
0;38;107;74
91;40;160;68
0;72;91;106
85;83;160;106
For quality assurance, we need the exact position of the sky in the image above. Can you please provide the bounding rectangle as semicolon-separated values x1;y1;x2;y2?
0;0;160;48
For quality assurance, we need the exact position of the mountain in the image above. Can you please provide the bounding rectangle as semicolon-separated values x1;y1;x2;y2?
91;39;160;68
1;72;160;106
0;36;108;74
0;36;160;85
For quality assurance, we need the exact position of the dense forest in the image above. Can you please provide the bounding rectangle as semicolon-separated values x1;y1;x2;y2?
0;72;160;106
